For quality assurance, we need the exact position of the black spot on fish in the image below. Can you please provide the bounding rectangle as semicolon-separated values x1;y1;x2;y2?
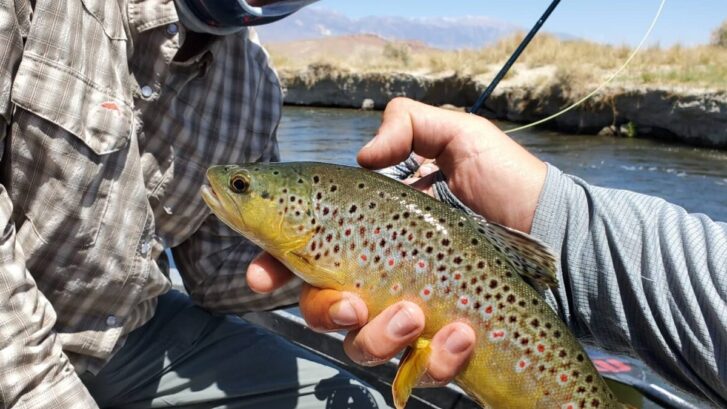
458;222;464;227
471;238;479;245
278;198;284;204
313;175;320;184
477;261;485;269
489;279;498;289
425;246;433;254
554;330;562;338
503;285;510;292
425;231;433;239
261;191;270;199
576;354;584;362
453;256;463;264
392;214;400;220
441;238;450;246
402;212;410;218
315;192;322;200
349;205;357;213
559;350;567;358
330;185;338;192
437;253;445;261
273;171;279;175
369;202;376;209
530;319;540;328
374;255;381;263
297;178;303;184
358;183;365;189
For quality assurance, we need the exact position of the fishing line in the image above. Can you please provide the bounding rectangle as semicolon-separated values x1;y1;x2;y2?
503;0;666;134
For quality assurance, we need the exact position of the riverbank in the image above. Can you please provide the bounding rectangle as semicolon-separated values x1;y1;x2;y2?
278;65;727;148
267;34;727;148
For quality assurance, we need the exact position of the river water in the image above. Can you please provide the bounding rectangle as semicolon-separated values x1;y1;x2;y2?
278;106;727;222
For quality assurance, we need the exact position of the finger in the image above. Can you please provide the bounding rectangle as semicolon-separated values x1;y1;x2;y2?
357;98;499;170
299;285;368;332
343;301;425;366
418;322;476;387
416;161;439;178
402;172;436;198
247;252;295;294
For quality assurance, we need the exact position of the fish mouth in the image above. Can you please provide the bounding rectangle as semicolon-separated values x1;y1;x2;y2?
200;184;222;212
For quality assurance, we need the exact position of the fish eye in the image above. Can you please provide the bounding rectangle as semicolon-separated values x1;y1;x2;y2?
229;174;249;194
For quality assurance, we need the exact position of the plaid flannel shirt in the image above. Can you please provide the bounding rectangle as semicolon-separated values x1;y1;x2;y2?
0;0;300;407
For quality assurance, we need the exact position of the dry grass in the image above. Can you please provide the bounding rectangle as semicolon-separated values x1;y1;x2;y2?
267;33;727;89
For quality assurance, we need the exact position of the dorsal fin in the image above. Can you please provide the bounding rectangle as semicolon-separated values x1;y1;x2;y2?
471;215;559;288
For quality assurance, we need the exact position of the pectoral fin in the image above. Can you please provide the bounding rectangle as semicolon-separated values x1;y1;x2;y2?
392;338;432;409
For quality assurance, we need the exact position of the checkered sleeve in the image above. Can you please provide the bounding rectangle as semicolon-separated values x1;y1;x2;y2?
531;163;727;406
0;182;97;408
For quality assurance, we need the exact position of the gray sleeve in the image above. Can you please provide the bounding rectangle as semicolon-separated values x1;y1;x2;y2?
531;163;727;406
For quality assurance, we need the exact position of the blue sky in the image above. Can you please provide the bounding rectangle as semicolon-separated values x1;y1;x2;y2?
317;1;727;46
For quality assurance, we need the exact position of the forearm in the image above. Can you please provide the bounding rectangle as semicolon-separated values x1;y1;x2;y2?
531;163;727;405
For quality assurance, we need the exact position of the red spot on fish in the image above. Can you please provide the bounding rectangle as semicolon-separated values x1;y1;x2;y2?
388;258;395;266
485;305;493;314
454;272;462;280
423;288;431;296
374;227;381;235
345;229;351;236
460;297;469;305
560;374;569;383
100;101;119;111
537;344;545;353
418;261;425;268
360;254;368;262
490;330;506;341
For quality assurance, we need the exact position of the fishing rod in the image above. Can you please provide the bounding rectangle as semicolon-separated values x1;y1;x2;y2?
468;0;561;114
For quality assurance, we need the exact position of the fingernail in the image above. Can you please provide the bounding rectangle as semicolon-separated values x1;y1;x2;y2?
444;328;471;354
419;164;437;177
387;306;420;338
330;299;359;327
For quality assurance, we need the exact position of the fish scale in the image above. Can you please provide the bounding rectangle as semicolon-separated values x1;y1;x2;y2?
201;162;624;409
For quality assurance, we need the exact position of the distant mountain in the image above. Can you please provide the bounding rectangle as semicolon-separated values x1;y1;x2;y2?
255;7;521;50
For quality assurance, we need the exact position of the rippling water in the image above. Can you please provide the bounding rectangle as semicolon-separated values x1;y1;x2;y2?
278;106;727;222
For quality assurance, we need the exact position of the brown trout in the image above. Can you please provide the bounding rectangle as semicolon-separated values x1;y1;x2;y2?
201;162;624;409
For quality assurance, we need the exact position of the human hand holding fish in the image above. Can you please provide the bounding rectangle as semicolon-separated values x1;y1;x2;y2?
221;98;623;408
